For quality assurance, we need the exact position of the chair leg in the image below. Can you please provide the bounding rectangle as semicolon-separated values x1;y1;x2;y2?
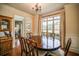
21;52;22;56
25;53;27;56
21;50;23;56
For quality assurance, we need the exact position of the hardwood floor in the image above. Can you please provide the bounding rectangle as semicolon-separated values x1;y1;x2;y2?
6;46;79;56
7;46;21;56
67;51;79;56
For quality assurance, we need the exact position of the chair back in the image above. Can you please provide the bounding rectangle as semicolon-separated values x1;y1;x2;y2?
27;40;38;56
33;42;38;56
18;36;26;55
19;35;38;56
64;38;72;56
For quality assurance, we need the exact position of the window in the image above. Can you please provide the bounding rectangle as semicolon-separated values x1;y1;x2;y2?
41;16;60;40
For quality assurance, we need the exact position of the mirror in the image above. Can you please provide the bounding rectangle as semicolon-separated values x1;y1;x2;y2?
0;19;9;31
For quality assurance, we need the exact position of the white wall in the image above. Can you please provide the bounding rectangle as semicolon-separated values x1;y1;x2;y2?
0;4;33;48
24;16;32;36
64;4;79;53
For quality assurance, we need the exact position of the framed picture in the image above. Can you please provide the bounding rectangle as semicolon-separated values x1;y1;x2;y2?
26;23;32;33
0;19;9;30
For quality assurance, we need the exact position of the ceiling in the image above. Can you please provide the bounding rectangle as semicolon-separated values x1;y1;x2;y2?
7;3;66;15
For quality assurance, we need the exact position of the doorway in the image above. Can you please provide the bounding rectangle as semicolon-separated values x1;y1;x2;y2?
15;21;22;39
14;15;24;47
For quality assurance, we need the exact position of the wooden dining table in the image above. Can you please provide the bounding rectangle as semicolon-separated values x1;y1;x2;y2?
28;35;60;56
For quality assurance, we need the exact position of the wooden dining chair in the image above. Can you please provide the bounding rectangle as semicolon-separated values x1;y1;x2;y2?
30;39;48;56
18;36;27;55
18;35;31;55
19;36;25;56
19;35;39;56
49;38;72;56
28;40;39;56
31;42;47;56
19;35;47;56
64;38;72;56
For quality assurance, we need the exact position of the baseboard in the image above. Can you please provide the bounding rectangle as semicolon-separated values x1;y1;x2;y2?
70;48;79;54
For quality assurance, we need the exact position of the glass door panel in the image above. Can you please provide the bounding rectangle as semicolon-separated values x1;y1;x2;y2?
54;16;60;40
41;19;47;36
48;18;53;37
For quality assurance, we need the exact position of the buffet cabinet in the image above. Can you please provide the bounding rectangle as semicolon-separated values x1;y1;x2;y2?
0;15;12;56
0;37;12;56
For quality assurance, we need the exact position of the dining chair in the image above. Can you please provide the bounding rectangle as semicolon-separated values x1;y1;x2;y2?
26;32;32;39
18;35;31;55
19;35;48;56
21;37;38;56
31;42;47;56
18;36;27;55
31;36;49;56
49;38;72;56
28;39;47;56
64;38;72;56
26;40;40;56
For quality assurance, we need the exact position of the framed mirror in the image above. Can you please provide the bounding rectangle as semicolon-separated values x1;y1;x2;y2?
0;19;9;31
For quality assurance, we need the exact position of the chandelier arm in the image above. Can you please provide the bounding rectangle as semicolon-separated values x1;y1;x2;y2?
32;3;41;14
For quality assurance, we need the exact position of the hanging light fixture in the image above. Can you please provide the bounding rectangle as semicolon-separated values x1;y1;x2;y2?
32;3;41;14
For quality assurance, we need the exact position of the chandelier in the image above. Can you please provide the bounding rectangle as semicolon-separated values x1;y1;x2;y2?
32;3;41;14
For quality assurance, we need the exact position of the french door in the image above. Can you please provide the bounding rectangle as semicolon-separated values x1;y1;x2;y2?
41;16;60;40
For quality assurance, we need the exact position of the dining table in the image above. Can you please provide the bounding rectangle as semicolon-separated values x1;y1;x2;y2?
28;35;60;56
